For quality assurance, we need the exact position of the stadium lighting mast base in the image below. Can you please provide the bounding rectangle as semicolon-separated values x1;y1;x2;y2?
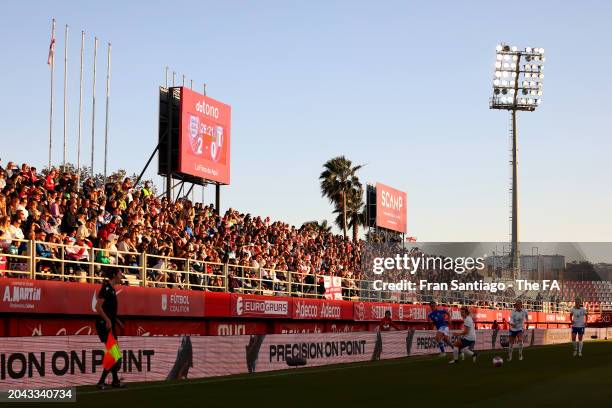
489;43;545;280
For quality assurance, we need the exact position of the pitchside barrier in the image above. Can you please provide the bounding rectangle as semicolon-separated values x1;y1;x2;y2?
1;239;602;313
0;328;610;390
6;277;608;338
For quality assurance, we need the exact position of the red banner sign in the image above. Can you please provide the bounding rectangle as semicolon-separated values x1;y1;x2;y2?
117;285;206;317
10;317;206;337
179;87;231;184
471;308;510;323
1;278;573;325
272;321;325;334
0;278;205;317
539;312;571;324
292;298;353;320
376;182;407;233
230;294;291;318
206;320;270;336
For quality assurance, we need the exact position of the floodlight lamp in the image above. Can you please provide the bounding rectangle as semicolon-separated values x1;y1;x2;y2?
497;54;503;61
522;89;528;95
495;61;502;68
503;45;510;51
539;73;544;79
526;47;532;53
504;54;510;61
511;46;518;52
496;44;503;51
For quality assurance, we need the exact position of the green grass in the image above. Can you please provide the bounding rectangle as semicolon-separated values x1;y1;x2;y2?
61;342;612;407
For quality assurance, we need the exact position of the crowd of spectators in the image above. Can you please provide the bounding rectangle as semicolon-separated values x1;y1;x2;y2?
0;161;594;312
0;161;361;296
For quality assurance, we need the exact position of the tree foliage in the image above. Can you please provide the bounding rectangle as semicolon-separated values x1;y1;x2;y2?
319;156;363;240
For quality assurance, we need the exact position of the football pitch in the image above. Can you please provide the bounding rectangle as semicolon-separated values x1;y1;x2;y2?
67;341;612;407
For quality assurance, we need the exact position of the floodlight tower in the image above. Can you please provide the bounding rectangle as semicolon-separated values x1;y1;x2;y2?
489;43;545;279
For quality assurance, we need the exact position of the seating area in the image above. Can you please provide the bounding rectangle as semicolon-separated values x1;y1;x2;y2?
1;161;611;313
561;281;612;303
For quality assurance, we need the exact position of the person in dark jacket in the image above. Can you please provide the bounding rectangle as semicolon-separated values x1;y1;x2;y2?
60;203;79;234
95;268;125;389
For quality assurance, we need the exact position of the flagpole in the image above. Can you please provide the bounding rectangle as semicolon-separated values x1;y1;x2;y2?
48;18;56;170
77;30;85;189
103;42;111;183
63;24;68;170
91;37;97;176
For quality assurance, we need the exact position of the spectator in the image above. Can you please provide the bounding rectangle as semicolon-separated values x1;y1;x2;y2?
35;230;58;277
9;214;24;240
61;203;79;234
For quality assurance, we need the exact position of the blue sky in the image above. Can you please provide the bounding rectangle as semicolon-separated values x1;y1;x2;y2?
0;1;610;241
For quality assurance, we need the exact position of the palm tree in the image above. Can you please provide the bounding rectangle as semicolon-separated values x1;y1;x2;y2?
302;219;332;233
332;185;363;242
319;156;363;239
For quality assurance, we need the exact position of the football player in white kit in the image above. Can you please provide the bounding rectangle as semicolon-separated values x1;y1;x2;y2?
570;298;587;357
449;307;478;364
508;300;529;361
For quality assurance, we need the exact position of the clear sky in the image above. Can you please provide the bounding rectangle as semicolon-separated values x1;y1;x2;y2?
0;1;610;241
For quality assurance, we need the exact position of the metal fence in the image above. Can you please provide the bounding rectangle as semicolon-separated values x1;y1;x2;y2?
1;239;610;313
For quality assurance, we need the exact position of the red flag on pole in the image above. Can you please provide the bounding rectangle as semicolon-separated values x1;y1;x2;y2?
47;36;55;65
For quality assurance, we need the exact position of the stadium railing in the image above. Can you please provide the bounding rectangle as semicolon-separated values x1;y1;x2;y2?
1;239;608;313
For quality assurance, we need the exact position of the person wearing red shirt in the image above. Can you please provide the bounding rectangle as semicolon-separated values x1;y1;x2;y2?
45;169;57;191
379;310;400;331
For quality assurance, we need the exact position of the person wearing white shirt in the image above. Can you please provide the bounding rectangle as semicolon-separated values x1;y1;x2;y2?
449;307;478;364
570;298;588;357
508;300;529;361
8;215;24;240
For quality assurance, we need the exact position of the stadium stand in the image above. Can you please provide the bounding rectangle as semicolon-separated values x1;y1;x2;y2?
0;162;360;293
1;162;610;313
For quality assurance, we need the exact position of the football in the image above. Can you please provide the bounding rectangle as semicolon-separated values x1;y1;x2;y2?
492;356;504;367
